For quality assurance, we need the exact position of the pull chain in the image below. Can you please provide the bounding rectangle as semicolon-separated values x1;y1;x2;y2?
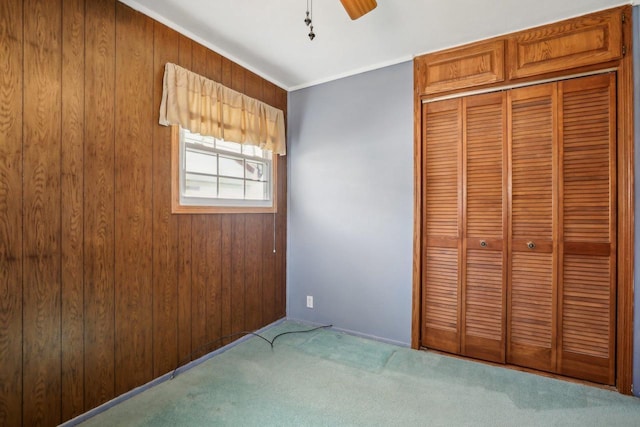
273;212;277;254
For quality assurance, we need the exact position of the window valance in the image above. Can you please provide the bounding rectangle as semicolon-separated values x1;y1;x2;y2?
159;63;286;155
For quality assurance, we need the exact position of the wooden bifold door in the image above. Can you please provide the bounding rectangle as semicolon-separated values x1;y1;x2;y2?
421;73;616;385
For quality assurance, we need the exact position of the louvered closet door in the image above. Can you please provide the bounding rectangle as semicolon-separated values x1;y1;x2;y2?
558;73;616;385
422;99;462;353
462;93;507;363
507;84;557;373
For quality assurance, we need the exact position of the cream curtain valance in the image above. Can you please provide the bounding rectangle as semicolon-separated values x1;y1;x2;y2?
159;63;286;155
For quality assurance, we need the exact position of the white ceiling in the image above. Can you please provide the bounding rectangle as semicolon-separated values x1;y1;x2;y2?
121;0;631;91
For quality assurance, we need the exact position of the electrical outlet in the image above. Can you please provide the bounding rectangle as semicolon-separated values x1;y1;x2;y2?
306;295;314;309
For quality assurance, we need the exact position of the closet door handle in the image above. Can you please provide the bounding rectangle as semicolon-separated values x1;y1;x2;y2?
480;240;487;247
527;241;536;250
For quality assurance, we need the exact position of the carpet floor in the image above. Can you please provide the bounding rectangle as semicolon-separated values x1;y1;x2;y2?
79;321;640;426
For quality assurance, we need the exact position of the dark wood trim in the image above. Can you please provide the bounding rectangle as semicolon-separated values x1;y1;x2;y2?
615;5;634;395
411;60;423;349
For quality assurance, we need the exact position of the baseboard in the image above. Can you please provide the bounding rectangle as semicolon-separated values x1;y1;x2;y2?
286;317;410;348
60;317;287;426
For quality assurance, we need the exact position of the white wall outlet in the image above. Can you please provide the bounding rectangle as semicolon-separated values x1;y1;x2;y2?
306;295;314;308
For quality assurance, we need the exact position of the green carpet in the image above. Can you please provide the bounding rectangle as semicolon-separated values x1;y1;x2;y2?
79;321;640;426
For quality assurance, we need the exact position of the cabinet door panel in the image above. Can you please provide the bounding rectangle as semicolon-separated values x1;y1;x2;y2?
507;8;622;79
507;84;556;373
422;100;461;352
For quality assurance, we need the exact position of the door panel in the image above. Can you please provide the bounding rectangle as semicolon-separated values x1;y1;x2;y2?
422;100;462;352
507;83;557;373
558;73;616;385
420;74;617;386
462;93;506;363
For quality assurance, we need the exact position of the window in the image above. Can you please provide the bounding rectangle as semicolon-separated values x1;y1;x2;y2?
172;127;277;213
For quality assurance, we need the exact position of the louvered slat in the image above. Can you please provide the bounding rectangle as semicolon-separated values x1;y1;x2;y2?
425;106;459;238
465;250;502;340
562;84;612;242
562;256;610;357
425;247;459;331
511;95;553;240
510;252;553;347
466;99;503;238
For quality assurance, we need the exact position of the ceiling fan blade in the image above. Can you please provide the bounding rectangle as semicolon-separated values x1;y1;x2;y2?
339;0;377;20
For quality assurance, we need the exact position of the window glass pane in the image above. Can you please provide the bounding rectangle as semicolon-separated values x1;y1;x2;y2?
242;144;265;158
216;139;242;154
183;131;215;149
185;150;217;175
219;156;244;178
219;177;245;199
246;180;267;200
179;128;274;209
245;161;266;181
185;173;217;198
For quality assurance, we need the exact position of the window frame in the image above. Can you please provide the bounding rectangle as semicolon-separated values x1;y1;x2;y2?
171;126;278;214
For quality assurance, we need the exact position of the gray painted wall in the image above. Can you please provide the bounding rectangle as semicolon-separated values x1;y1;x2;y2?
633;4;639;398
287;61;414;345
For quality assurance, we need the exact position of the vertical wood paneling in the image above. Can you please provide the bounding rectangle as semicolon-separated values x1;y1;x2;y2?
229;62;247;334
220;214;233;343
219;57;234;345
61;0;85;419
0;0;23;424
84;0;116;410
245;215;263;331
194;216;222;354
188;43;212;357
114;3;154;394
152;22;180;377
261;212;277;323
205;50;223;351
231;215;247;333
1;1;288;423
244;70;264;330
276;88;288;318
261;81;278;324
22;0;62;424
176;35;193;366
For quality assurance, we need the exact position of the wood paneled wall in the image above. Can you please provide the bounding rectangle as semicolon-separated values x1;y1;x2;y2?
0;1;287;425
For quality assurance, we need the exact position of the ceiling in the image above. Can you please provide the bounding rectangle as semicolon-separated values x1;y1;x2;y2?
121;0;631;91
